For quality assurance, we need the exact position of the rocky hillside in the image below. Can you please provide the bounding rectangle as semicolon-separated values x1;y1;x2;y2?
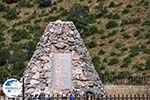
0;0;150;84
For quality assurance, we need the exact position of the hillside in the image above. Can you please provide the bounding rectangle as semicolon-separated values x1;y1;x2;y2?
0;0;150;84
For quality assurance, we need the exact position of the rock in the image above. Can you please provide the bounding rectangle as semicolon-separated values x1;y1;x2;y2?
22;21;107;99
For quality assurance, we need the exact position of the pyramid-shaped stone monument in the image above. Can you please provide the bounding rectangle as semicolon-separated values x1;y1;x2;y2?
23;20;107;98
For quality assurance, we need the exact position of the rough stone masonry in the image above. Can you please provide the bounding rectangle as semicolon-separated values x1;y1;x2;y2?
22;20;107;98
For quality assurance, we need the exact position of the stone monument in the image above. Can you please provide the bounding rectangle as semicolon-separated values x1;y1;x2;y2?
22;20;107;98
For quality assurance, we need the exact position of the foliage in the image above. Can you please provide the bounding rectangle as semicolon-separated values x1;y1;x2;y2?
86;41;97;48
145;58;150;70
11;28;31;42
106;20;118;29
37;0;52;7
122;8;130;14
121;56;132;68
0;3;6;12
0;67;9;83
108;1;116;7
3;7;17;20
17;0;33;8
0;48;10;66
67;4;89;32
107;13;120;19
92;56;105;73
2;0;18;4
108;58;119;65
143;20;150;26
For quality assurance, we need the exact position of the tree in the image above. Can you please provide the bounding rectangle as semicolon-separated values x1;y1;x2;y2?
67;4;89;32
37;0;52;7
4;8;17;20
2;0;18;4
0;48;10;66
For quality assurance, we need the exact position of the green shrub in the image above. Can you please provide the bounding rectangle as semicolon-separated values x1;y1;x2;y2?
0;23;8;32
0;48;10;66
122;8;129;14
24;41;36;60
107;30;117;37
34;18;42;24
92;56;105;73
98;49;105;55
143;20;150;26
0;67;9;83
0;3;6;12
2;0;18;4
143;48;150;54
117;71;129;79
145;58;150;69
59;8;68;17
106;20;118;29
0;32;5;42
96;6;108;18
98;28;105;35
37;0;52;7
108;1;116;7
120;19;128;26
107;13;120;19
17;0;33;8
114;42;122;49
126;4;132;8
121;56;132;67
67;4;89;32
86;41;97;48
108;58;119;65
11;29;31;42
4;7;17;20
130;45;141;55
132;64;145;71
88;25;98;34
122;32;130;38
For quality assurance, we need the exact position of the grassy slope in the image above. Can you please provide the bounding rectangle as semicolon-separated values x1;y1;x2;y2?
0;0;150;83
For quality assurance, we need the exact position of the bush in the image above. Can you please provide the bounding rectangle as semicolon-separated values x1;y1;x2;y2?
0;32;5;42
121;56;131;68
107;13;120;19
24;41;36;60
114;42;122;49
98;49;105;55
0;67;9;83
108;1;116;7
122;32;130;38
132;64;145;71
11;29;31;42
88;25;98;34
130;45;141;55
17;0;33;8
122;8;129;14
86;41;97;48
145;58;150;69
96;6;108;18
37;0;52;7
143;48;150;54
126;4;132;8
117;71;129;79
0;3;6;12
4;7;17;20
92;56;105;73
67;4;89;32
98;28;105;35
0;48;10;66
106;20;118;29
143;20;150;26
2;0;18;4
108;58;119;65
